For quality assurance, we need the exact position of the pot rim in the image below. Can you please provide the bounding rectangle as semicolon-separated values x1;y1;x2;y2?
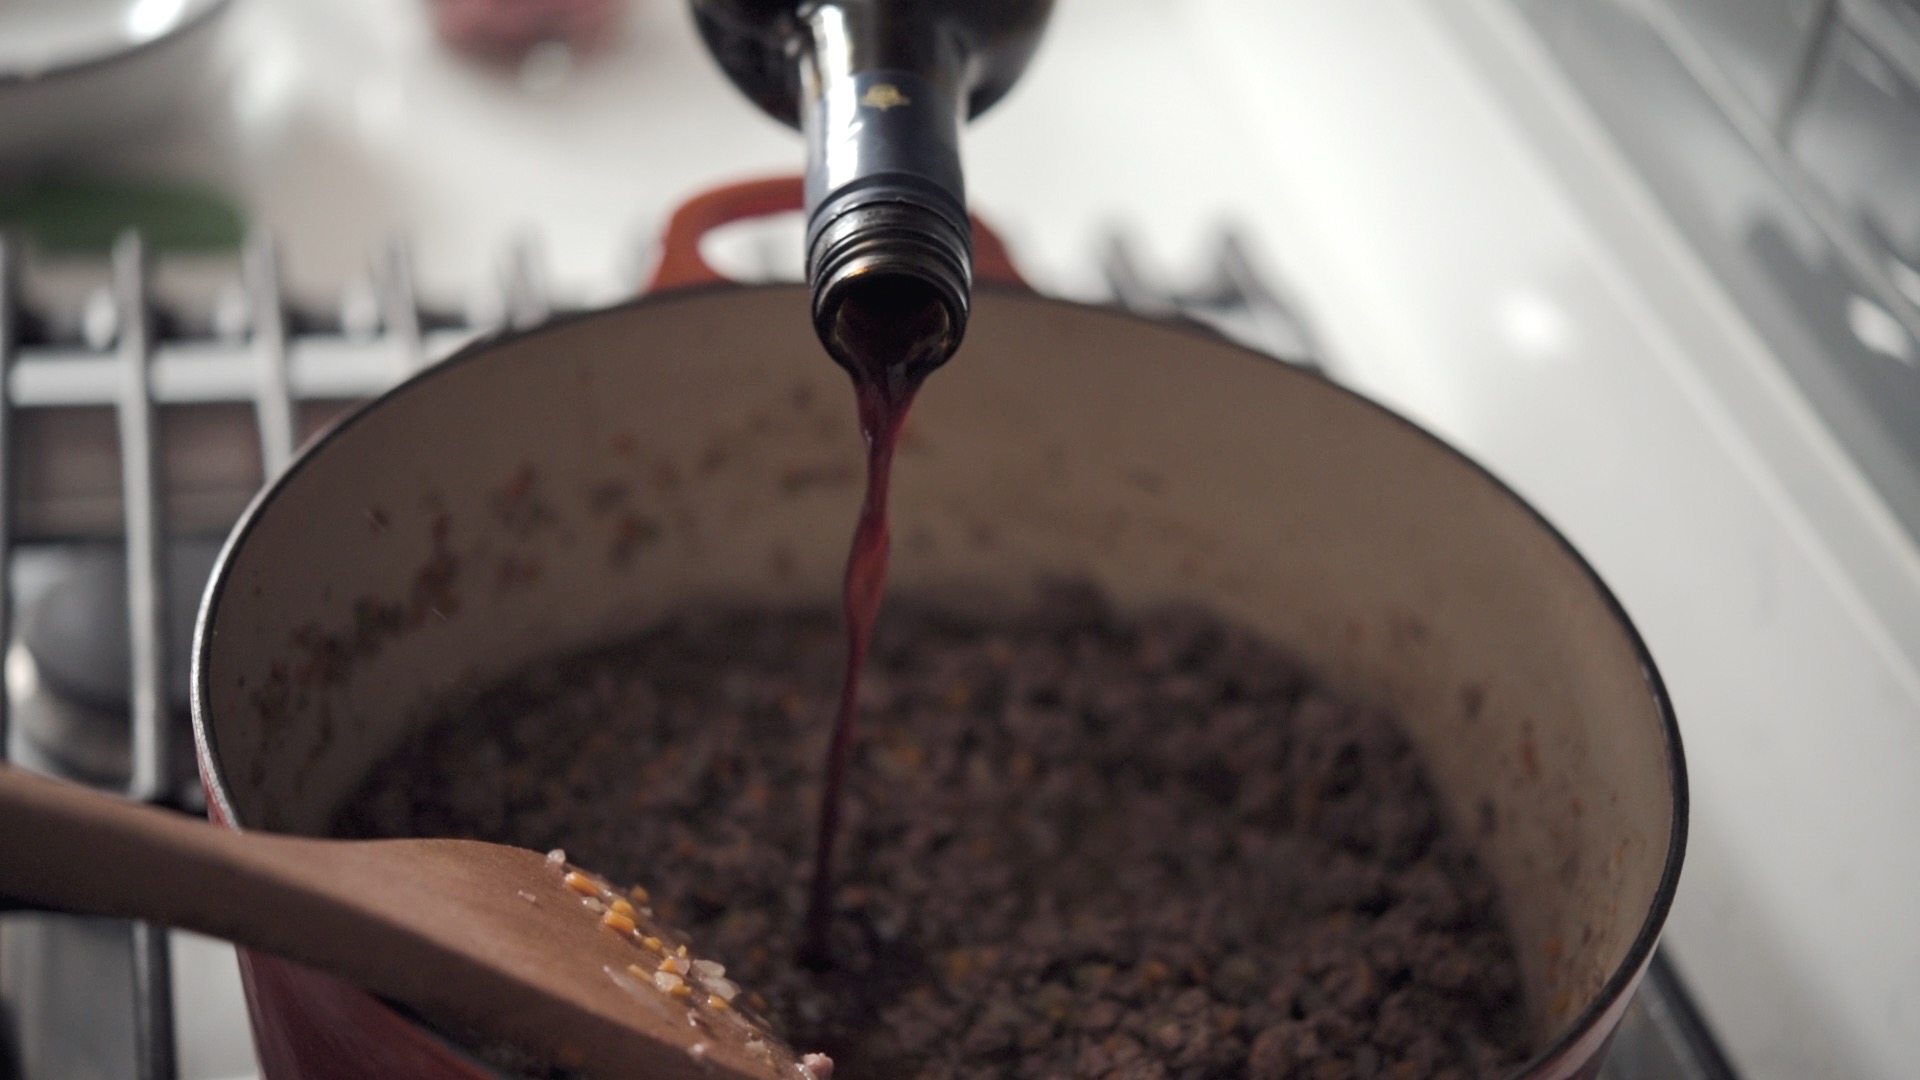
190;282;1688;1079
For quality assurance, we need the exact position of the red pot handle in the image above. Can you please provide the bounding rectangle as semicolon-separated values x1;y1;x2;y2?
647;176;1028;292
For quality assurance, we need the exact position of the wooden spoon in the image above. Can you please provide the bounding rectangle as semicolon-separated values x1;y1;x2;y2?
0;764;803;1080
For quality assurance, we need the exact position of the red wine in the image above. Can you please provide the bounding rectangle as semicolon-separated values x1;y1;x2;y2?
800;282;953;966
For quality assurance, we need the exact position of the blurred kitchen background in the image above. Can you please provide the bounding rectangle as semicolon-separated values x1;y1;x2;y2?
1;1;1917;1079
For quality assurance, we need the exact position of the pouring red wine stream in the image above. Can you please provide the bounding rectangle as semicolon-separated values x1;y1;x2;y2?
800;280;955;967
686;0;1049;966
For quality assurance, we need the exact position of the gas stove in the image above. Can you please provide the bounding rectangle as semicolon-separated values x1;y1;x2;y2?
5;0;1917;1079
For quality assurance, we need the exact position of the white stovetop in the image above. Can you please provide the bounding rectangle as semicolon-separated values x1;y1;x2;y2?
52;2;1920;1079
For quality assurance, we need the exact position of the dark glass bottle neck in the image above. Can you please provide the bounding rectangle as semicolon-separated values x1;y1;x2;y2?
691;0;1055;127
689;0;1054;378
799;2;971;380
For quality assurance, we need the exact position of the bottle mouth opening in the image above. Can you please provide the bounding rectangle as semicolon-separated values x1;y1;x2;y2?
819;270;961;387
808;196;971;384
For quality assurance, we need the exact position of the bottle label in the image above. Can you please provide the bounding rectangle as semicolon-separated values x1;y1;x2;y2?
805;70;966;221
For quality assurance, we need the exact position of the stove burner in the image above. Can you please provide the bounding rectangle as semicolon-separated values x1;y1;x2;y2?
11;543;218;796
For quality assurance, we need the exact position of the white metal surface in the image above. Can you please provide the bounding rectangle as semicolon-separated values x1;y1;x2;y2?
1168;5;1920;1080
72;1;1920;1078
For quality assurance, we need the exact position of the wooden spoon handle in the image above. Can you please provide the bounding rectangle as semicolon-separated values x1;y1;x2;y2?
0;765;286;934
0;768;772;1080
0;766;585;1007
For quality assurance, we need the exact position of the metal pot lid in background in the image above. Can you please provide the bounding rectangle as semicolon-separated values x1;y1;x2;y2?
0;0;230;82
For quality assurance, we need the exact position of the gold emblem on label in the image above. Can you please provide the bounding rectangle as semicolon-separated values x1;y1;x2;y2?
860;84;912;111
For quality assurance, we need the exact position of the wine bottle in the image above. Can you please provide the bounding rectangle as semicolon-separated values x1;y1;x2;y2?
691;0;1053;381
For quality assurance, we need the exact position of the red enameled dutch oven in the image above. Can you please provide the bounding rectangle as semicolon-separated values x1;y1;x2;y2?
192;179;1684;1080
